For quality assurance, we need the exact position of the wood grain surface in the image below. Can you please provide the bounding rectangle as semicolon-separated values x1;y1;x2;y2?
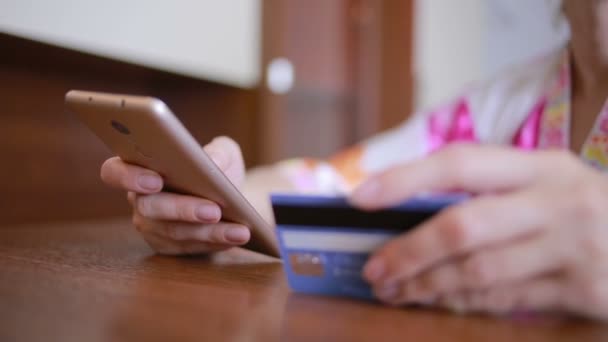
0;219;607;342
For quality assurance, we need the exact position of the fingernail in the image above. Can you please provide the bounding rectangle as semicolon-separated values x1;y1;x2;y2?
352;180;380;201
363;257;386;282
196;205;221;222
138;174;162;191
225;227;250;244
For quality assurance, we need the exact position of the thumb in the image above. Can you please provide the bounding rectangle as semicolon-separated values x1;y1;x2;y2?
204;136;246;186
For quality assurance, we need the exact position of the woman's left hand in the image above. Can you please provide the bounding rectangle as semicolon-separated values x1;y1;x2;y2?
349;144;608;320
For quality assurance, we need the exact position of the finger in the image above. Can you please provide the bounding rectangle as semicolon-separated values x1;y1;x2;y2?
177;240;237;254
132;213;243;253
435;277;565;316
203;136;246;186
134;209;249;245
396;233;567;303
363;190;548;285
350;144;546;210
101;157;163;193
135;192;222;223
140;229;233;255
165;222;251;245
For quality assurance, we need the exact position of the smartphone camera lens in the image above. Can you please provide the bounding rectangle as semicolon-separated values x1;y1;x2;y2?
110;120;130;135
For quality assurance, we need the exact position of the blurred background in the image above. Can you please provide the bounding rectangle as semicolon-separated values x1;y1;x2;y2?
0;0;568;224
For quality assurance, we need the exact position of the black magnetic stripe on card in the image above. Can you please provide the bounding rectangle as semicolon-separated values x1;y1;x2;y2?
272;205;437;230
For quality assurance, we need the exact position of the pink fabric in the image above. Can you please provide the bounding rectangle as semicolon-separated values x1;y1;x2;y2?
428;99;477;152
512;99;546;150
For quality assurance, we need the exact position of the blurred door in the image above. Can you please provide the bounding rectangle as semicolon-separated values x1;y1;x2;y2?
259;0;414;163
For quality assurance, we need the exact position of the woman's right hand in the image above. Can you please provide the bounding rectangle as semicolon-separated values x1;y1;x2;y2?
100;136;252;255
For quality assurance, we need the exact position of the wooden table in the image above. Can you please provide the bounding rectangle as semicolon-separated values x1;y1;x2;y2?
1;219;606;341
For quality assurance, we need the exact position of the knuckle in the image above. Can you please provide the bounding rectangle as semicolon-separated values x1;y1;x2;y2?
546;149;577;164
440;145;474;185
571;182;605;222
542;150;579;174
462;255;495;288
210;226;227;243
404;279;429;300
135;196;152;217
175;202;197;222
418;265;456;295
439;208;476;250
139;232;182;255
578;282;608;307
198;226;214;242
163;222;181;240
577;226;608;263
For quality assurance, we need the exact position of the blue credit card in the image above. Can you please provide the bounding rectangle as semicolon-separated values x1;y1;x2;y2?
271;194;466;300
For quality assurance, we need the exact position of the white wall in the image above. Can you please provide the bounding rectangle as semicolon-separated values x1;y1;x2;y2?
483;0;569;76
413;0;569;111
414;0;484;110
0;0;261;88
0;0;569;99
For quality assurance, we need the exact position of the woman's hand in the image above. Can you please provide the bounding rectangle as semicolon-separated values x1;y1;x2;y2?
101;136;252;255
350;144;608;320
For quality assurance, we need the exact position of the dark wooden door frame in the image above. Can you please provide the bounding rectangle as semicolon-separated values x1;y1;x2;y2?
259;0;414;163
354;0;415;137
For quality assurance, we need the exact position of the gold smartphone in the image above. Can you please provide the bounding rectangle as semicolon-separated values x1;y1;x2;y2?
65;90;280;257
